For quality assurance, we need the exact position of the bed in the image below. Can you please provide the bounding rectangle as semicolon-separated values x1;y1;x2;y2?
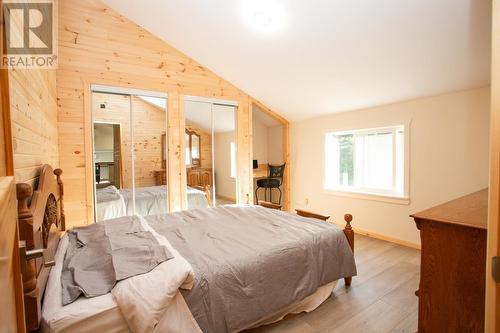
17;165;357;333
95;185;210;221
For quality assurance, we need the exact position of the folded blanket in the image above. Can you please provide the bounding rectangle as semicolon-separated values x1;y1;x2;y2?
61;216;173;305
111;216;198;333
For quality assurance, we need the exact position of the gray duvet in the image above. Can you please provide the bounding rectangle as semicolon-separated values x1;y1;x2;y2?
146;205;357;333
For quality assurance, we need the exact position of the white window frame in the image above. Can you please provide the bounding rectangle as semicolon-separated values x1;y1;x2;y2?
323;123;410;204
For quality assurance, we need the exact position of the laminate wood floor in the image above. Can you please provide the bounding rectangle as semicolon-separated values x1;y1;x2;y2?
245;234;420;333
216;196;236;206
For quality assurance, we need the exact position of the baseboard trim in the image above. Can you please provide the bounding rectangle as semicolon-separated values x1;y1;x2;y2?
330;221;421;250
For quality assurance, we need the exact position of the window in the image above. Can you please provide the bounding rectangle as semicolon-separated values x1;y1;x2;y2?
230;141;237;178
324;125;407;198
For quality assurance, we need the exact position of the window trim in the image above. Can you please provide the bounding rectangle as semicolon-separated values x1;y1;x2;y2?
322;122;411;203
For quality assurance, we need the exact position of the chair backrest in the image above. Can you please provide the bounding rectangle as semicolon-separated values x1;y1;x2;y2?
268;163;286;180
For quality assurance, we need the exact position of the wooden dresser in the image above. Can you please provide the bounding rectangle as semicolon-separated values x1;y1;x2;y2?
154;169;167;185
411;189;488;332
187;168;212;188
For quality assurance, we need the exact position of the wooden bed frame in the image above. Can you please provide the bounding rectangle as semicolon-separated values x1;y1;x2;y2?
14;168;353;331
16;165;66;332
258;201;355;286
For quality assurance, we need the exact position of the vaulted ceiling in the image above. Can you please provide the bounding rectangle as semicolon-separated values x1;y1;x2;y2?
102;0;491;121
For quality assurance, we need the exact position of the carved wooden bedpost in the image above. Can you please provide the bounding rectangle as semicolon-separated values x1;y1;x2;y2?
343;213;354;287
54;168;66;230
17;183;35;290
16;182;39;329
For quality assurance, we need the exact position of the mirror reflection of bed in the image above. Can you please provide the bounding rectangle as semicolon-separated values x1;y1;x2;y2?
91;87;170;222
184;97;237;208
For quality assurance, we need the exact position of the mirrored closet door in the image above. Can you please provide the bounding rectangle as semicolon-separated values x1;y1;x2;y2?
91;86;169;222
184;97;237;209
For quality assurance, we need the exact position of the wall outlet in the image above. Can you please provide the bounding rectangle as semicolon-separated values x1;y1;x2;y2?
305;198;309;206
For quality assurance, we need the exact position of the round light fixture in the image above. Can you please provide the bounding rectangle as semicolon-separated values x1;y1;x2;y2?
253;11;273;28
241;0;286;33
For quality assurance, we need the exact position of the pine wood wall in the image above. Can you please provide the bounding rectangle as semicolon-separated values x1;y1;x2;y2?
9;68;58;185
57;0;288;227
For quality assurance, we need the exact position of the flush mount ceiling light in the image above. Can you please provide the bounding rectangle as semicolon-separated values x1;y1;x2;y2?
241;0;286;33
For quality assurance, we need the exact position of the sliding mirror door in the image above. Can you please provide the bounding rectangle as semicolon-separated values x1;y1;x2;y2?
184;97;237;209
91;87;169;222
130;95;169;216
93;92;133;223
184;100;213;209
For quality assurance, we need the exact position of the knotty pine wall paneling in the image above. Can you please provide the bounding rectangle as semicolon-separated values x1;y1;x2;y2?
9;68;58;185
167;91;186;211
236;97;253;205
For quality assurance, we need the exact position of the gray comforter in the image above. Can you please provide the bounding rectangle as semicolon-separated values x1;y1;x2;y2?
120;186;168;216
147;205;357;333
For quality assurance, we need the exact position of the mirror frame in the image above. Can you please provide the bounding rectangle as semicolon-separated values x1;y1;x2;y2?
161;133;167;169
185;128;201;166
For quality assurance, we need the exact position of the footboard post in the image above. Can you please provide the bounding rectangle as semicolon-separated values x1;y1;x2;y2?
54;168;66;231
343;214;354;287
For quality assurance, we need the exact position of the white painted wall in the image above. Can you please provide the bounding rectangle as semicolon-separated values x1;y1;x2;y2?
94;123;114;150
291;87;490;246
268;125;284;164
253;118;269;164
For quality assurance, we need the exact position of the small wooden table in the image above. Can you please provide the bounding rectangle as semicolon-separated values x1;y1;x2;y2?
253;168;267;178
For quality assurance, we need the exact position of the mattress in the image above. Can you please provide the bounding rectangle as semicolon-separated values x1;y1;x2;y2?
95;195;126;222
42;233;338;333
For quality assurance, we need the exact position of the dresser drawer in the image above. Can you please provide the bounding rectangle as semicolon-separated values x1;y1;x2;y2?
154;170;167;185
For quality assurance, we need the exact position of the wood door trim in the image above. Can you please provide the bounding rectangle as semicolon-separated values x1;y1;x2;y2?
486;1;500;330
0;177;25;333
0;2;13;176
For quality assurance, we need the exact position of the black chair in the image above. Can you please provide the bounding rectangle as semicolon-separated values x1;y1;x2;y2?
255;163;286;205
95;163;101;184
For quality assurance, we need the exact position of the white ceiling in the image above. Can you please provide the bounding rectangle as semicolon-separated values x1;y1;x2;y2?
102;0;491;122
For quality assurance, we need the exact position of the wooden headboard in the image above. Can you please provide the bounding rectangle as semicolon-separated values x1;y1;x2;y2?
16;165;66;332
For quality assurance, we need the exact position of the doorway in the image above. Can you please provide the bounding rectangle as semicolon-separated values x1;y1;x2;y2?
93;122;122;189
